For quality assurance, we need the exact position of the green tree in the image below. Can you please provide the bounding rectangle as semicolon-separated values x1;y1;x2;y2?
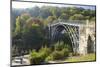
69;14;84;20
39;6;52;19
15;16;21;34
59;13;68;20
22;18;45;50
46;16;57;23
29;6;40;17
20;13;31;21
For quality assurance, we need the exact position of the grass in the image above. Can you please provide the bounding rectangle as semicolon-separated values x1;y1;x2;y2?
65;53;96;62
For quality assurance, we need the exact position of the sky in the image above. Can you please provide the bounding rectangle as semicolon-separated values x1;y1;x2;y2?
12;1;96;10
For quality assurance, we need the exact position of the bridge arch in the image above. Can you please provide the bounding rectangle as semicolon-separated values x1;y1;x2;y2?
49;23;79;53
87;33;95;53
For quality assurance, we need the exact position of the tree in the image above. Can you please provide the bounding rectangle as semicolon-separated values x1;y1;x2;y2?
49;7;61;18
28;6;40;17
39;6;52;19
15;13;31;34
46;16;57;23
15;16;21;34
12;5;96;56
20;13;31;21
69;14;84;20
59;13;68;20
22;17;45;50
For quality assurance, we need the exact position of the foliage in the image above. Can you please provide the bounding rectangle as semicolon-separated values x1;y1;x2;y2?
54;41;71;52
69;14;84;20
49;50;63;60
47;49;69;60
45;55;53;61
20;13;31;21
29;50;43;64
59;13;68;20
12;5;95;57
54;42;64;51
29;46;52;64
46;16;57;23
15;16;21;34
45;42;70;61
29;43;70;63
38;46;52;60
61;48;69;57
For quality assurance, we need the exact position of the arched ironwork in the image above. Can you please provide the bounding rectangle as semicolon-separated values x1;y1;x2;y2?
48;22;80;53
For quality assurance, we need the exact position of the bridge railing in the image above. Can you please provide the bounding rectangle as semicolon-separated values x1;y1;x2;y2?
51;19;87;25
48;19;87;27
48;19;95;27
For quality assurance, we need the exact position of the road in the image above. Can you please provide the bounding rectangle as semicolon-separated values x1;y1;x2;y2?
12;55;30;66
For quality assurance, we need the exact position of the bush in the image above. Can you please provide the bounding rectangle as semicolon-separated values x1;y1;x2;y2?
39;46;52;60
48;49;69;61
49;50;63;60
29;50;43;64
29;55;42;65
45;42;71;61
61;48;69;57
29;43;71;63
45;55;53;61
29;46;52;64
54;42;64;51
29;50;37;58
54;41;72;52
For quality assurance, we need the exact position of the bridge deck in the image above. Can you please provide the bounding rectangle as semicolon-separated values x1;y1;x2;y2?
49;22;85;27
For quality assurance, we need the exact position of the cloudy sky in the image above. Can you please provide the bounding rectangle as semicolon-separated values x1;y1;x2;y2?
12;1;95;10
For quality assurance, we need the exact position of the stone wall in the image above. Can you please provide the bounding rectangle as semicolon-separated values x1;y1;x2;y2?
78;20;95;55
